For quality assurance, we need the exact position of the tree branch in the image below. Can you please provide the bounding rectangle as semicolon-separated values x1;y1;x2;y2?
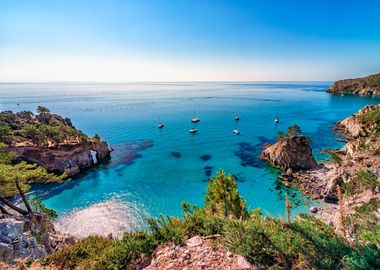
0;195;28;215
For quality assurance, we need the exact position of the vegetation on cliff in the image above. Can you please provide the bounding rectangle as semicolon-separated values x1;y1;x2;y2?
43;171;380;270
0;106;95;147
0;143;64;217
327;73;380;96
260;124;317;171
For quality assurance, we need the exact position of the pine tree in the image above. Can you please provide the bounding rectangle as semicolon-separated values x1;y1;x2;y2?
285;194;291;224
204;170;249;219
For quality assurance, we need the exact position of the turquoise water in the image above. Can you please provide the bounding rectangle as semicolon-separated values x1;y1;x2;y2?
1;82;379;235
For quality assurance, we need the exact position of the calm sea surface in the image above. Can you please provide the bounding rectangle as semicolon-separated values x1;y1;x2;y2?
1;82;379;237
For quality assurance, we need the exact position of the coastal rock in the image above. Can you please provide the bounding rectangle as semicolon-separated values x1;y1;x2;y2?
293;104;380;207
327;73;380;96
337;104;380;139
9;141;111;176
0;214;72;266
260;136;318;171
143;236;256;270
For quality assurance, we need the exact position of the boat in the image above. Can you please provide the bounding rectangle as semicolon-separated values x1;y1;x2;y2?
191;110;201;123
157;117;164;129
189;127;198;134
274;112;280;124
234;114;240;121
233;129;240;135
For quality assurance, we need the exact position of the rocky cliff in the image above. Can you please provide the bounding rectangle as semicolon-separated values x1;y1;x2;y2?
8;141;111;176
259;135;318;171
0;213;72;268
327;73;380;96
1;108;111;176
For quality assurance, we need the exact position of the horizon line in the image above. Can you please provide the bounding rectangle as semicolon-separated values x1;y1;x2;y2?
0;80;334;84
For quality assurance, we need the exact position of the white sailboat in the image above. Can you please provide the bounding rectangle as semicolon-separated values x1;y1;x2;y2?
157;116;164;129
274;112;280;124
191;110;201;123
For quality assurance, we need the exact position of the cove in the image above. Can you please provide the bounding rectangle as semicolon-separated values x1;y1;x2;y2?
1;82;379;237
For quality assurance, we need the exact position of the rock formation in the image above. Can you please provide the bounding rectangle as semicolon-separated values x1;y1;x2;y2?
0;213;72;267
260;136;318;171
8;141;111;176
144;236;256;270
327;73;380;96
1;108;111;176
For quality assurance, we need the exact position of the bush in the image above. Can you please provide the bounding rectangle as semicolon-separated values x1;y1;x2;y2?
45;171;380;270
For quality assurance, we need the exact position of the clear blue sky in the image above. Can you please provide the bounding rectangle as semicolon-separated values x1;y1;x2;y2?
1;0;380;82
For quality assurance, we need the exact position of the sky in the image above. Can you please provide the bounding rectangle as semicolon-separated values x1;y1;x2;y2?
1;0;380;82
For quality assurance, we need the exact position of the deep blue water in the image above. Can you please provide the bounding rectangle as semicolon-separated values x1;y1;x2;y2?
1;82;379;236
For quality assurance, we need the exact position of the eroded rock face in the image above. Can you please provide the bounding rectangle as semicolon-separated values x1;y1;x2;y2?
260;136;318;171
0;214;72;266
327;73;380;96
337;104;380;139
8;141;111;176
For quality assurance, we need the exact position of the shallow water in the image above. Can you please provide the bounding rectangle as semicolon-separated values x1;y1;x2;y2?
1;82;379;237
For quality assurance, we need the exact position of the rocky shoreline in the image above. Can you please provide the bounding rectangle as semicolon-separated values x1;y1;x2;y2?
260;104;380;233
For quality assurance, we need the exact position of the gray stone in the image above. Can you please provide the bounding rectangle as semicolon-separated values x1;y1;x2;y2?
185;236;203;247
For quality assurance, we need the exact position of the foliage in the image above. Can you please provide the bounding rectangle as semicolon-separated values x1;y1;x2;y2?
30;197;58;219
0;161;65;197
204;170;249;219
45;171;380;270
36;106;50;114
341;170;378;195
276;131;286;142
356;170;379;191
276;125;312;145
0;145;65;216
0;121;12;144
286;124;302;136
345;199;380;244
0;107;92;147
324;149;343;164
361;108;380;132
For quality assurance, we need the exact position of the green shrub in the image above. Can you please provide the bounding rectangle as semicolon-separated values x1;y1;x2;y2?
45;171;380;270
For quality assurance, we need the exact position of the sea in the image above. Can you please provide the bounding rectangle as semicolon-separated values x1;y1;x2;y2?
1;82;379;237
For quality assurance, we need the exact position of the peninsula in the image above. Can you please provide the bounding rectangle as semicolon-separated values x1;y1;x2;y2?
327;73;380;96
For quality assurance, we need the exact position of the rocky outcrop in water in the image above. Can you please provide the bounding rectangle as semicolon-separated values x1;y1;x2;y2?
260;136;318;171
0;213;72;267
8;141;111;176
327;73;380;96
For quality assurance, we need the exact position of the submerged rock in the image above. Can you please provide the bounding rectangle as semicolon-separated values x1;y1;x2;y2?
171;151;181;158
200;154;211;161
260;136;318;171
